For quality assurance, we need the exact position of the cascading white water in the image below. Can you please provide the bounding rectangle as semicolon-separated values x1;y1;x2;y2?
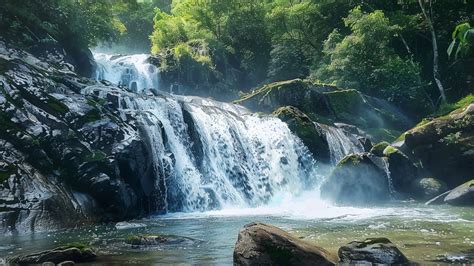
93;53;160;92
320;124;364;164
83;84;321;212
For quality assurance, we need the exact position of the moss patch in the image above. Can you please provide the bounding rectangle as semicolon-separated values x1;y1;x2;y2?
324;89;365;121
235;79;308;104
85;151;107;162
0;164;17;183
383;146;399;156
370;141;390;157
46;97;69;115
338;154;363;166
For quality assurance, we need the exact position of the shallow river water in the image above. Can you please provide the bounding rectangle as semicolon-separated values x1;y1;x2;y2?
1;198;473;265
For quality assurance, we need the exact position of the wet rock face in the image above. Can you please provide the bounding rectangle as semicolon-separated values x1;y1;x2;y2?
320;153;391;204
338;238;409;265
383;146;419;195
0;41;161;233
234;222;336;266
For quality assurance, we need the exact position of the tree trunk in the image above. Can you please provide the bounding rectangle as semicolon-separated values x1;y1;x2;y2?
418;0;447;104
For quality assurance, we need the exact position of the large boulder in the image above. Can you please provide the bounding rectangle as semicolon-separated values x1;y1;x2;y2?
235;79;412;142
320;153;391;204
401;103;474;187
383;146;419;195
444;179;474;206
234;222;336;266
338;238;409;265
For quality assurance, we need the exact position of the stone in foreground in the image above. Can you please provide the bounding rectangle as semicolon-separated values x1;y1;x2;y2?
234;222;336;266
338;238;409;265
8;246;96;264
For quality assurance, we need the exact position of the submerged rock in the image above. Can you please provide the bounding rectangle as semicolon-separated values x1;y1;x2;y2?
338;238;409;265
8;246;96;264
126;234;196;247
234;222;336;266
444;179;474;206
320;153;391;204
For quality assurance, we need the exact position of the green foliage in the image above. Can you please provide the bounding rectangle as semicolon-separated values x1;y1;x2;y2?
448;23;474;59
437;94;474;115
0;0;123;49
314;7;426;113
151;0;271;88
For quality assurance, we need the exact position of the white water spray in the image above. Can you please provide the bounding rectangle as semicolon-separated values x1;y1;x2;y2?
94;53;160;92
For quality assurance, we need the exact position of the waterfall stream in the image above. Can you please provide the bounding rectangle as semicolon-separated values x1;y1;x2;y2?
90;53;372;213
88;53;325;212
94;53;160;92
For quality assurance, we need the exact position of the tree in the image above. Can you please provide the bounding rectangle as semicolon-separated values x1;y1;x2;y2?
417;0;447;103
315;7;426;112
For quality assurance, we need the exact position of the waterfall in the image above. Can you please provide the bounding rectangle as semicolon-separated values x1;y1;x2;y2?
320;124;364;164
93;53;160;92
88;53;375;213
83;84;321;212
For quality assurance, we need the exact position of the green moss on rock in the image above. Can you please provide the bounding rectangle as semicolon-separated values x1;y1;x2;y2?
85;151;107;162
273;106;330;164
324;89;365;121
383;146;399;156
370;141;390;157
337;154;363;166
46;98;69;115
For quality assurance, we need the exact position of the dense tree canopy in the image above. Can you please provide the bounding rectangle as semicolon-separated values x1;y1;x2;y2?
149;0;473;116
1;0;473;116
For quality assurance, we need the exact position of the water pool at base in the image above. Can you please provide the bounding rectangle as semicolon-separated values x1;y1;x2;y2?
1;203;473;264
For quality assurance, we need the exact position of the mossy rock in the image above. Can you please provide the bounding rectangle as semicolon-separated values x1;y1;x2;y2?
236;79;412;144
274;106;331;164
401;104;474;187
383;146;419;194
324;89;365;123
370;141;390;157
410;177;448;200
236;79;336;117
321;153;391;204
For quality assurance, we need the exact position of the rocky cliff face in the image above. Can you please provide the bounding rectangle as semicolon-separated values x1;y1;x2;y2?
0;40;161;234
